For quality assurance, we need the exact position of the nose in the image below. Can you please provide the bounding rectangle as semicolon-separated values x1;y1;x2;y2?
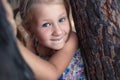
52;23;63;36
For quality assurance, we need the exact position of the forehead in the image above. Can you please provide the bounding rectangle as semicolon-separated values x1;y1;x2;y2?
32;0;64;4
32;3;66;19
29;0;64;9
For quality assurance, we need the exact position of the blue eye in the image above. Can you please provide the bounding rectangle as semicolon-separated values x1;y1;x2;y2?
59;17;65;23
42;23;51;27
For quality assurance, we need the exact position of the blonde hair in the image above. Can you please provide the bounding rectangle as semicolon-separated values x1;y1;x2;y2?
20;0;70;21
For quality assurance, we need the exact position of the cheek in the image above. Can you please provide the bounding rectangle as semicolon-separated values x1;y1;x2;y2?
35;28;50;41
63;21;71;33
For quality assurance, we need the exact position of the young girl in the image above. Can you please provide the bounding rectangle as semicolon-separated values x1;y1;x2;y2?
4;0;85;80
18;0;86;80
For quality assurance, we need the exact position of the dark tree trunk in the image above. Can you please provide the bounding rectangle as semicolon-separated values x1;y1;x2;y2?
70;0;120;80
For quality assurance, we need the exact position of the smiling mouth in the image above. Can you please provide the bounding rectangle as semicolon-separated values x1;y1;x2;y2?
51;38;63;41
51;36;65;43
51;39;64;45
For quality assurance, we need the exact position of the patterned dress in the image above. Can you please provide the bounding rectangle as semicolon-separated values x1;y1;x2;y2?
58;49;86;80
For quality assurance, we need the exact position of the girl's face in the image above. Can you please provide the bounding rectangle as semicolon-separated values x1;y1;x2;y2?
31;3;70;50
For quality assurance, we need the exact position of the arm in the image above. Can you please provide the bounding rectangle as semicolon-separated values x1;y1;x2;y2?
18;32;78;80
2;0;17;35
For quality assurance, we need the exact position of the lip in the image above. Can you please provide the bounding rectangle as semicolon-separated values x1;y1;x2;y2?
50;36;66;44
51;38;64;45
51;38;63;41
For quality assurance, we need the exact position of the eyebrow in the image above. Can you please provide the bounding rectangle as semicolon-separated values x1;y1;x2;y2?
40;12;67;22
59;12;67;18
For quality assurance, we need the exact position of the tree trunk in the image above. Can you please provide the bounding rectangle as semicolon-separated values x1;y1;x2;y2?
70;0;120;80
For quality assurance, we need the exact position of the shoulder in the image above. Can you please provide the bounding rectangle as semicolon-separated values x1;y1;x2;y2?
66;31;78;49
71;31;77;38
69;31;78;44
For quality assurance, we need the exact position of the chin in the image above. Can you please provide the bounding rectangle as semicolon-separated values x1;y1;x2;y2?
52;44;65;50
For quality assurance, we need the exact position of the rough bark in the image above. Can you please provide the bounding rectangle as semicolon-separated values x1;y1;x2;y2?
70;0;120;80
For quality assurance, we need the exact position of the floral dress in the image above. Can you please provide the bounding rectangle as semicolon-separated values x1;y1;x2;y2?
58;49;86;80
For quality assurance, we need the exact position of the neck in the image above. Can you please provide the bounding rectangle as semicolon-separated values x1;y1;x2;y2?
36;44;54;57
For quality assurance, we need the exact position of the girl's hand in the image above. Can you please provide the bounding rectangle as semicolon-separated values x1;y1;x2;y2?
1;0;17;36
